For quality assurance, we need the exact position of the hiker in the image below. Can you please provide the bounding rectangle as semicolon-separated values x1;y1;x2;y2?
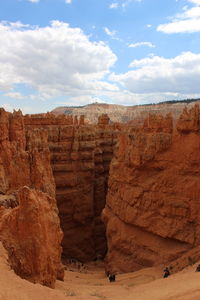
109;274;116;282
195;264;200;272
163;267;170;278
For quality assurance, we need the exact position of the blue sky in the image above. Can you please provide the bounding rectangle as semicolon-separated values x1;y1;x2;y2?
0;0;200;113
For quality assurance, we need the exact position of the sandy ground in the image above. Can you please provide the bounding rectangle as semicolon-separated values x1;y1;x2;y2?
1;245;200;300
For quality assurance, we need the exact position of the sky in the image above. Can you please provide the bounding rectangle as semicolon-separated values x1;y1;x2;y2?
0;0;200;113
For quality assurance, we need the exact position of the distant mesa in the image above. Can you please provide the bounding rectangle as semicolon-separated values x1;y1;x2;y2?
51;99;200;124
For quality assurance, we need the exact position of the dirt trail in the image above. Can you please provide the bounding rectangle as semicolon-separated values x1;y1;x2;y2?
56;261;200;300
0;246;200;300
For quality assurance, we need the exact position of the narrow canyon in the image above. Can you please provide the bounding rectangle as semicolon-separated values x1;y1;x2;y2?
1;104;200;288
25;112;118;262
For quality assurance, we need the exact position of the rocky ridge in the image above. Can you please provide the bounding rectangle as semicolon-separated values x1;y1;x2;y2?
103;104;200;274
51;100;200;124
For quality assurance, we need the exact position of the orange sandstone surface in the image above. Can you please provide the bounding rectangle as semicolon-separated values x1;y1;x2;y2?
1;241;200;300
1;105;200;299
0;108;120;288
103;104;200;274
24;112;119;262
0;108;63;287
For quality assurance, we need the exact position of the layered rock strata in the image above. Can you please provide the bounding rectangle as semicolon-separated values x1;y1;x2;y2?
0;108;63;287
52;100;200;124
24;113;119;262
103;105;200;274
3;104;200;280
0;187;63;287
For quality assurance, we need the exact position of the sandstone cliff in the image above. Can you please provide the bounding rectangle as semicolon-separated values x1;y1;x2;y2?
103;105;200;274
2;103;200;285
24;113;119;262
0;187;63;288
0;108;63;287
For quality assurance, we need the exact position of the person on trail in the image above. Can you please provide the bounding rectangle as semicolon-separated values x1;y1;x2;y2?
163;267;170;278
109;274;116;282
195;264;200;272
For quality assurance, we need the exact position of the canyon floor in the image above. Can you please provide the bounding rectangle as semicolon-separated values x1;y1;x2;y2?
0;243;200;300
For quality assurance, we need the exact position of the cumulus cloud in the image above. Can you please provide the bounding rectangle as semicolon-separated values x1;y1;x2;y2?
188;0;200;5
0;20;117;100
110;52;200;94
157;0;200;33
128;42;155;48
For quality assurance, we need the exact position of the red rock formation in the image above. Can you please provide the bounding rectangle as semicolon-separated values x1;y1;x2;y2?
98;114;110;125
79;115;85;125
26;128;56;198
176;104;200;133
24;113;119;262
103;107;200;274
3;104;200;282
0;108;64;287
0;186;63;288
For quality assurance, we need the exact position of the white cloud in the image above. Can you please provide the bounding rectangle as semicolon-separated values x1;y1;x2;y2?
104;27;121;40
110;52;200;94
0;21;117;100
57;95;105;106
158;19;200;33
4;92;25;100
109;2;119;8
177;6;200;18
109;0;142;9
157;0;200;33
128;41;155;48
65;0;72;3
104;27;117;37
188;0;200;5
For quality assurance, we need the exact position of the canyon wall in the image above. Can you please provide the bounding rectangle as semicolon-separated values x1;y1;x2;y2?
2;104;200;283
103;105;200;274
0;108;63;287
24;113;119;262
